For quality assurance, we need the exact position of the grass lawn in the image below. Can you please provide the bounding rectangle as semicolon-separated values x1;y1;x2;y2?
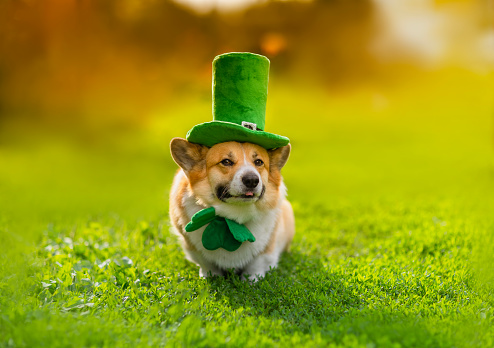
1;70;493;347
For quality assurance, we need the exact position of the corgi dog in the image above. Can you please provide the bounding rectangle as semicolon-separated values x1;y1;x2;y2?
169;138;295;281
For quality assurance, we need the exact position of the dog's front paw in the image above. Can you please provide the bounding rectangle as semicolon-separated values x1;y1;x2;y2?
199;268;223;278
242;255;278;282
240;271;265;283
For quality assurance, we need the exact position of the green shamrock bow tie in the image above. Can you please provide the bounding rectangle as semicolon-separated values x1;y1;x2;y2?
185;207;256;252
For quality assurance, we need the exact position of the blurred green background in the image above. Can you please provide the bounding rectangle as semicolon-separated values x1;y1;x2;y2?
1;0;492;238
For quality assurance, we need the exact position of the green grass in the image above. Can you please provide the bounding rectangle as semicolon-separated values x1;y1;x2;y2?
1;70;494;347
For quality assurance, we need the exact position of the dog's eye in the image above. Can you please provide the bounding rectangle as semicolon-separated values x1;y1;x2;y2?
220;159;234;166
254;159;264;166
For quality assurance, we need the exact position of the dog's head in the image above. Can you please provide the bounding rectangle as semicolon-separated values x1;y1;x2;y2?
170;138;290;209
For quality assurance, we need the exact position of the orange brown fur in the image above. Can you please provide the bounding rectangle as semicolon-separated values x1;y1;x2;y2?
169;138;295;280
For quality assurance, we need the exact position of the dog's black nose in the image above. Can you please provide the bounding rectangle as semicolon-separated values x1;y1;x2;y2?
242;173;259;189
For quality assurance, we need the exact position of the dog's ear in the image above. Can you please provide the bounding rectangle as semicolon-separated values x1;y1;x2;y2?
268;144;291;171
170;138;209;173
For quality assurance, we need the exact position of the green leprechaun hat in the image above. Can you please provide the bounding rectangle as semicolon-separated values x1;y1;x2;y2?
186;52;289;150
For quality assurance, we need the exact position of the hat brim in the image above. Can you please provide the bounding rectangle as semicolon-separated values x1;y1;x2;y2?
186;121;289;149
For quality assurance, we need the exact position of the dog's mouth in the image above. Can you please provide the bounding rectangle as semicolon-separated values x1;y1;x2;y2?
216;185;265;202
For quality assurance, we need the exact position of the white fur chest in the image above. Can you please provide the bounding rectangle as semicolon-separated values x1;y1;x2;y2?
182;190;282;269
